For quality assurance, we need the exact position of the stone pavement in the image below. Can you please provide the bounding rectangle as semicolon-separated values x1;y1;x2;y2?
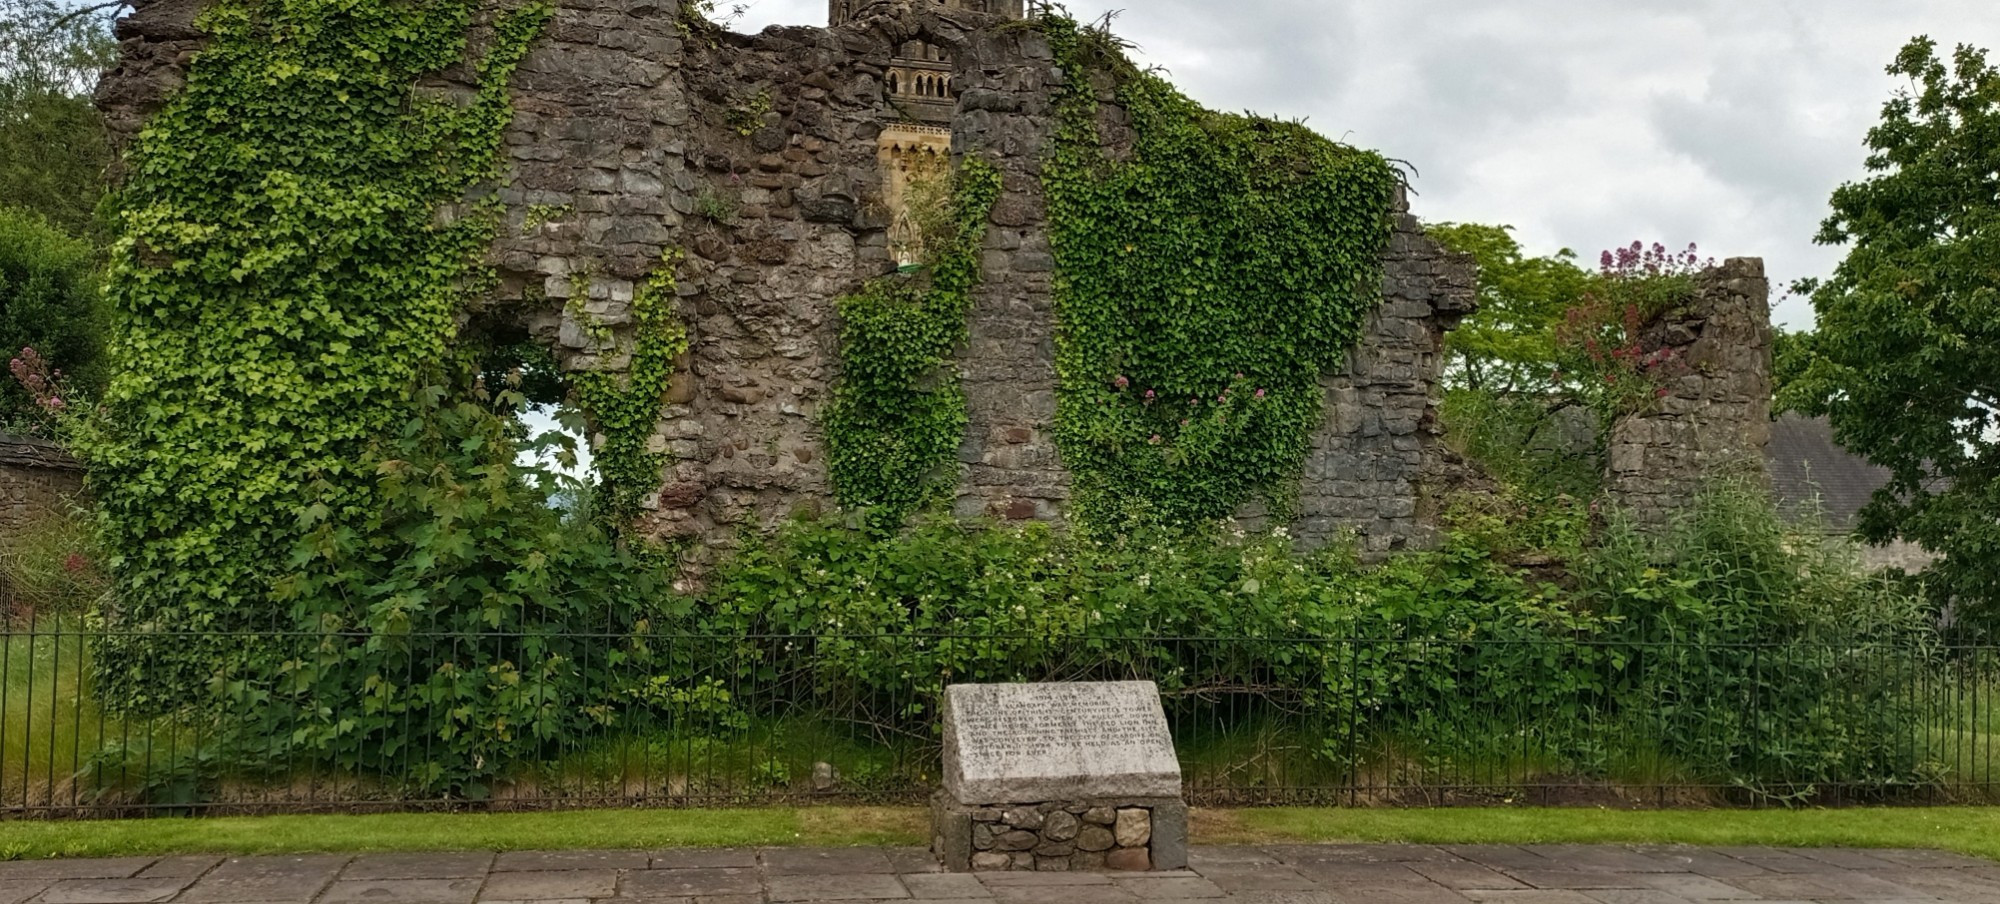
1;844;1997;903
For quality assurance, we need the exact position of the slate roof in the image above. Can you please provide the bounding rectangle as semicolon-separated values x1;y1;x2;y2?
1765;413;1895;532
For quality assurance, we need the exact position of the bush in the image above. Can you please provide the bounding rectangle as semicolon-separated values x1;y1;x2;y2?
0;207;103;434
1579;481;1938;795
696;512;1604;746
94;385;679;797
1440;388;1603;501
687;484;1939;797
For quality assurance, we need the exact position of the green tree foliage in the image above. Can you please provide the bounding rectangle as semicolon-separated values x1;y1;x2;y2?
1429;228;1705;502
84;0;551;706
1041;18;1402;529
1427;223;1590;394
0;206;105;433
0;0;116;235
1770;327;1820;413
1786;37;2000;629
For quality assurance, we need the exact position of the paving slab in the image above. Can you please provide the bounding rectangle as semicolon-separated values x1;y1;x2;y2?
1109;876;1227;898
476;869;619;901
36;877;192;904
490;851;651;872
317;878;481;904
620;867;764;897
178;857;348;904
341;853;495;881
1413;861;1533;891
898;875;988;899
0;859;157;881
765;873;911;901
0;881;48;904
761;850;898;876
134;858;224;881
0;842;1985;902
651;851;760;871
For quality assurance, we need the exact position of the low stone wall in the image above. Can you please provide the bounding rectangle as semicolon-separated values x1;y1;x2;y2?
932;794;1188;872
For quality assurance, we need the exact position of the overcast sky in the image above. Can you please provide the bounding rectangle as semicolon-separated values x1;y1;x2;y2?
723;0;1999;329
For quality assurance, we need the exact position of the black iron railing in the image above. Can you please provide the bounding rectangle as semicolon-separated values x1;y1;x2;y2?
0;614;1993;817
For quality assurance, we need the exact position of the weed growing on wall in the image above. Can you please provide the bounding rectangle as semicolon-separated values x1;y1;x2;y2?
1041;17;1402;530
823;158;1002;521
84;0;550;708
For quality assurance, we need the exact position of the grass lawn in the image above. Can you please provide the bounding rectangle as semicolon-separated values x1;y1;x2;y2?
0;807;1997;862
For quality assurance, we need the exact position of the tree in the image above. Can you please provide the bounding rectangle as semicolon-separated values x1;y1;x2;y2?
1428;223;1592;394
0;0;119;235
0;206;105;433
1770;327;1820;413
1789;37;2000;630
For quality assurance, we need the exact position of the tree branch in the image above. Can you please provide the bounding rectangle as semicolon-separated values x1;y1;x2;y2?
48;1;131;31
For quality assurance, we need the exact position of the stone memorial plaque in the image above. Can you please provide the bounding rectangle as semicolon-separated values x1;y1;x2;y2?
942;681;1182;805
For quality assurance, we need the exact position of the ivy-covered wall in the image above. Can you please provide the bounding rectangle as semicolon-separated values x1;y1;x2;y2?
98;0;1476;561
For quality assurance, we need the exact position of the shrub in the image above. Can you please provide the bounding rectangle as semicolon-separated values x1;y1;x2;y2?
0;208;103;434
688;483;1939;797
1579;481;1938;795
92;384;680;798
1440;388;1603;501
696;512;1604;739
271;386;677;796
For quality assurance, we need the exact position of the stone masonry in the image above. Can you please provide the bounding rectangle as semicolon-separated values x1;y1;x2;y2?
933;797;1189;873
97;0;1478;559
1607;258;1775;524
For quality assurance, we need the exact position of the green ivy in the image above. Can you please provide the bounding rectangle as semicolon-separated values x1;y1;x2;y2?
572;249;691;522
822;158;1002;520
84;0;549;708
1040;18;1401;530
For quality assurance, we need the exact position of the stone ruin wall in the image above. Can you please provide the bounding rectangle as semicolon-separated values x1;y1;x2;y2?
1606;258;1775;524
98;0;1534;560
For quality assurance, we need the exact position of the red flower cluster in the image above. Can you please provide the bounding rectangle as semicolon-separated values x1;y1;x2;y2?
9;347;67;414
1599;241;1713;279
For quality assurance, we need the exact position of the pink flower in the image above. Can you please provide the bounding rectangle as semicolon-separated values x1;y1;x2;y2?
1180;419;1190;427
1144;390;1156;402
1655;387;1670;399
1114;375;1130;390
1254;389;1266;399
1148;434;1162;445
